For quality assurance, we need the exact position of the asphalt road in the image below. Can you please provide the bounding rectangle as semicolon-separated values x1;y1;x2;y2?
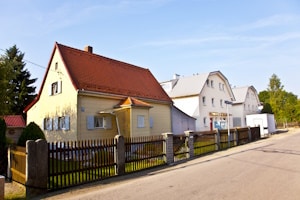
40;129;300;200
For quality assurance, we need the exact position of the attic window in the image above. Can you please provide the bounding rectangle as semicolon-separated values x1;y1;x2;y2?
55;62;58;70
49;81;62;96
206;79;209;87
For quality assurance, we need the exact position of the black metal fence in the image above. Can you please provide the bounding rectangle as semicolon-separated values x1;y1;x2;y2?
193;131;217;156
125;135;166;173
47;127;260;191
48;139;116;190
173;135;188;161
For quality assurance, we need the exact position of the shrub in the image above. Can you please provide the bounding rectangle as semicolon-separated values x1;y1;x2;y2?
17;122;46;147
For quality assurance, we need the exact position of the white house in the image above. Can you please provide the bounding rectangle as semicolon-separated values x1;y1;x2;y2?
161;71;235;131
231;86;261;127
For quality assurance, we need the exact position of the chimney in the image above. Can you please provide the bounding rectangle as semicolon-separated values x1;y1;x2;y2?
84;45;93;53
173;74;180;80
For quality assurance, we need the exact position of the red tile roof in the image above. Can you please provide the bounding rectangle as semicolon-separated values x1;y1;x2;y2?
24;42;172;112
58;43;172;102
2;115;26;128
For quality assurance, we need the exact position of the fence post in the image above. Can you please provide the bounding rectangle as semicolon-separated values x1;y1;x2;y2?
248;127;252;142
26;139;48;198
234;128;239;146
0;175;4;200
114;135;125;175
184;131;194;159
7;146;11;180
162;132;174;165
215;130;220;151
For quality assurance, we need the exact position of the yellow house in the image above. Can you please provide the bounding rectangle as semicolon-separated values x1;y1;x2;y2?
24;42;172;142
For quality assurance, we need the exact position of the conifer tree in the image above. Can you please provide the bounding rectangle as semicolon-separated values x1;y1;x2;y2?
0;45;37;117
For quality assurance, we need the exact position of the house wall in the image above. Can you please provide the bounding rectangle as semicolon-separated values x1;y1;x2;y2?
232;87;260;127
131;108;150;137
172;96;199;129
148;102;172;135
77;95;120;140
198;73;234;131
6;128;23;144
116;108;131;138
27;50;78;142
171;107;196;135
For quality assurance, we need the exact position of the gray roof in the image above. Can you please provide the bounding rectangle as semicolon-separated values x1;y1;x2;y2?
232;86;258;104
165;71;235;100
167;73;210;98
232;86;248;103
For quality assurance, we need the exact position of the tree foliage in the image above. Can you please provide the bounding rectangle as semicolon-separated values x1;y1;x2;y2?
259;74;300;123
17;122;45;147
0;45;37;117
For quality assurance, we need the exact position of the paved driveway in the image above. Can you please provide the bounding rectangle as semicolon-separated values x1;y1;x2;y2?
39;129;300;200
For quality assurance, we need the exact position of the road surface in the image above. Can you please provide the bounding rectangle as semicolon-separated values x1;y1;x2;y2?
40;129;300;200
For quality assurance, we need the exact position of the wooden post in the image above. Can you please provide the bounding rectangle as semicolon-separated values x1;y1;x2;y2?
0;175;4;200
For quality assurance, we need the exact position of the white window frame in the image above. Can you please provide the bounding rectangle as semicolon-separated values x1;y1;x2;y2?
87;115;112;130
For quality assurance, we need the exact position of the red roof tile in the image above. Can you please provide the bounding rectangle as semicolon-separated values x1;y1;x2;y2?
2;115;26;128
57;43;172;102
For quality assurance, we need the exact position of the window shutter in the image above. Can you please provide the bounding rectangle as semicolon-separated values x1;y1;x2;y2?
49;84;52;96
65;115;70;130
54;117;59;130
87;116;94;130
49;118;53;130
149;117;154;128
42;119;45;130
58;81;62;93
104;116;112;129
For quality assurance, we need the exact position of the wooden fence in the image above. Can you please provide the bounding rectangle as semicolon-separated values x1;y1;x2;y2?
48;139;116;190
9;146;26;184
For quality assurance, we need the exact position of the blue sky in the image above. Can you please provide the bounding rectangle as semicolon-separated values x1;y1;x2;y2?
1;0;300;96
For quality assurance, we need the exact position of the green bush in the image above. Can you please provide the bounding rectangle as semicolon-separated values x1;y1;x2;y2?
17;122;46;147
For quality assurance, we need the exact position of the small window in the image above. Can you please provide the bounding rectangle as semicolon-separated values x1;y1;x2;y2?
55;62;58;70
206;79;210;86
211;80;214;88
219;83;222;90
220;99;223;107
202;96;206;105
87;115;112;130
203;117;207;126
49;81;62;95
212;98;215;107
137;115;145;128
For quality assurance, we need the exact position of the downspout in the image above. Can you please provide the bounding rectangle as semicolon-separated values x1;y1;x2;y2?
115;114;120;136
